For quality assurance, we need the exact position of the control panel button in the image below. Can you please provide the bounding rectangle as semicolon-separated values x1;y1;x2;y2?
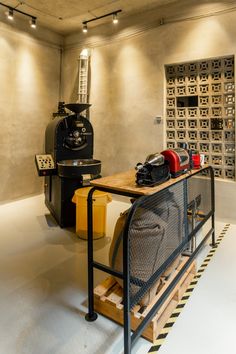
35;154;56;176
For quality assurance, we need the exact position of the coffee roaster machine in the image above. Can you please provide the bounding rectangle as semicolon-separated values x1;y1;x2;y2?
35;103;101;227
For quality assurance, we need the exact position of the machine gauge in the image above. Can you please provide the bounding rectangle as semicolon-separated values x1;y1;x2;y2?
82;128;86;132
73;130;80;138
76;122;84;128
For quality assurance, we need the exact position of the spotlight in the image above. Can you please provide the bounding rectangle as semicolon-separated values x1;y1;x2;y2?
112;13;118;24
30;17;36;28
81;10;121;31
82;23;88;33
7;7;13;20
1;2;37;28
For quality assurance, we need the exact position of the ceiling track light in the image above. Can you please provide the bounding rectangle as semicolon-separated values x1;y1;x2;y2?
112;13;118;24
82;23;88;33
30;17;37;29
0;1;37;28
82;9;122;33
7;7;13;20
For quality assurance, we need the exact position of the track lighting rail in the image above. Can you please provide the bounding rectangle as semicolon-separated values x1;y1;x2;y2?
0;1;37;27
82;9;122;32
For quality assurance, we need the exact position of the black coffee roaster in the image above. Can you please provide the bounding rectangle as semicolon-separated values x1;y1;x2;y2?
135;153;170;186
35;103;101;227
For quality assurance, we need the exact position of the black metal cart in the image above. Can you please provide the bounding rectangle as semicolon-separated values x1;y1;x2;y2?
85;166;215;354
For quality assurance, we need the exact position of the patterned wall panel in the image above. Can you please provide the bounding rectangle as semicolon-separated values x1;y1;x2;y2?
165;56;235;180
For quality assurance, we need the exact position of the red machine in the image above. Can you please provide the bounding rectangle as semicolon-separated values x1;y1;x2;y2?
161;148;190;177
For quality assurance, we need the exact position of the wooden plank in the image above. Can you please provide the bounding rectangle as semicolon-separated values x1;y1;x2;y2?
94;277;117;298
150;299;178;342
94;293;177;342
141;256;191;317
93;257;197;343
176;271;195;301
90;168;204;196
172;261;196;301
94;295;124;324
131;304;142;318
105;283;123;306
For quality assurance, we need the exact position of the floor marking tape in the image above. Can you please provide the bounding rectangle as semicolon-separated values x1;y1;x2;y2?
172;308;183;314
178;299;188;305
163;321;176;328
199;263;208;268
157;333;168;339
169;312;180;318
161;327;171;334
181;295;190;300
154;338;165;345
148;224;230;353
148;345;161;353
186;284;196;289
165;318;176;324
195;269;204;273
175;303;185;309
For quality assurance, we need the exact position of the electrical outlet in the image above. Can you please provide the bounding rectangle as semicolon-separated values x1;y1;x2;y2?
154;116;162;124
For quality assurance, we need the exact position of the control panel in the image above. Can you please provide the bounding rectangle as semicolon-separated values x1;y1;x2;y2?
35;154;56;176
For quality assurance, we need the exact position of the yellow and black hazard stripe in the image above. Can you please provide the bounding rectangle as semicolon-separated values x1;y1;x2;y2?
148;224;230;353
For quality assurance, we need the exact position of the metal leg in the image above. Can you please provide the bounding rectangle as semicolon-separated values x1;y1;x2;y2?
210;214;216;247
85;187;98;322
123;219;131;354
123;298;131;354
190;209;195;253
210;167;216;247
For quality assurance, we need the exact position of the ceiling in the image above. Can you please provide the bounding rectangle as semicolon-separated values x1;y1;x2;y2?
0;0;179;35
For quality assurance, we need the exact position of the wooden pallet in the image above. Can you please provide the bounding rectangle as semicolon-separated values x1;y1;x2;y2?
94;256;196;342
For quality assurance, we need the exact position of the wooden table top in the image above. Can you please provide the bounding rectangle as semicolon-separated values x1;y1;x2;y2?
90;168;204;196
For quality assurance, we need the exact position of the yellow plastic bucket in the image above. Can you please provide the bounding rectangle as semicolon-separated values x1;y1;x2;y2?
72;187;112;239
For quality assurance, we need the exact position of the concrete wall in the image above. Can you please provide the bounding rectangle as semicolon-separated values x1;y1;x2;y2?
0;16;62;203
64;1;236;221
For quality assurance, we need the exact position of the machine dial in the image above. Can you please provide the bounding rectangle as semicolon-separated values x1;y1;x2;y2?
73;130;80;138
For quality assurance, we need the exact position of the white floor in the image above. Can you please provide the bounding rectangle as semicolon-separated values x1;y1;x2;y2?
0;195;234;354
158;222;236;354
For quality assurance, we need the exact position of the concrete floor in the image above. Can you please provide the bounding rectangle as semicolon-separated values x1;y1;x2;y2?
0;194;150;354
0;195;233;354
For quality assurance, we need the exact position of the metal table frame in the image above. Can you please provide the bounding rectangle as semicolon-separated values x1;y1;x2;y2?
85;166;215;354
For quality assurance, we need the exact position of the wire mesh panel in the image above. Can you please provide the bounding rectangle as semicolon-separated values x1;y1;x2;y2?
127;181;186;307
187;170;212;234
107;169;213;313
87;168;214;354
